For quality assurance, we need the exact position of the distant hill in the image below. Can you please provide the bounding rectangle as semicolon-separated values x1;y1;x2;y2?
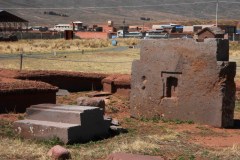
0;0;239;27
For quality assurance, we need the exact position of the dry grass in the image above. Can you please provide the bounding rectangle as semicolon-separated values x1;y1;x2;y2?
229;42;240;80
0;38;141;74
209;144;240;160
2;94;240;160
230;42;240;57
0;137;49;160
0;118;233;160
0;122;191;160
0;47;140;74
0;39;112;54
0;38;140;54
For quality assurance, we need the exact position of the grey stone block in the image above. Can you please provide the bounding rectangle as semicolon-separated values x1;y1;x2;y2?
14;119;78;144
26;108;82;124
14;104;111;144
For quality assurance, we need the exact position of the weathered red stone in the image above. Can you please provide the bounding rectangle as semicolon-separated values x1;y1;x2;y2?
106;153;164;160
47;145;71;160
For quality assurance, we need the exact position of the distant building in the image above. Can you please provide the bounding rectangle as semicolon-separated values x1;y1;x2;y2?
145;30;168;39
72;21;83;31
196;27;225;40
31;26;48;32
75;20;117;39
53;24;73;32
128;25;150;32
0;10;29;32
193;24;215;33
218;25;236;34
152;23;183;33
117;30;143;38
183;26;194;33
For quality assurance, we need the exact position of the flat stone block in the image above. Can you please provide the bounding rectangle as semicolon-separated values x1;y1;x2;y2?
14;104;112;144
14;119;79;144
26;108;82;124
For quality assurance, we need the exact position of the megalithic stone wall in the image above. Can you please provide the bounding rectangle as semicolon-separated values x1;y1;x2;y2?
130;39;236;128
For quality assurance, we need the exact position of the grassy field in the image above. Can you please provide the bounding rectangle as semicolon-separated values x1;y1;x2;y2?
0;38;140;54
0;39;240;75
0;39;140;74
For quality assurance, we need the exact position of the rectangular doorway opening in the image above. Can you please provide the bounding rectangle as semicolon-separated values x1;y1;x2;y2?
166;77;178;97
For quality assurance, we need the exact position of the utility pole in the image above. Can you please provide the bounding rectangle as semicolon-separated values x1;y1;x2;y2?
142;21;144;32
123;18;126;38
216;0;219;27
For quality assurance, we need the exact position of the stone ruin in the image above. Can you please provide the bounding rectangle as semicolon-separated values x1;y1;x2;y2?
14;104;113;144
130;39;236;128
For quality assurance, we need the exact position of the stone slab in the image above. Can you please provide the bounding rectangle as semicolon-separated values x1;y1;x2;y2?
86;91;112;97
28;104;105;126
31;104;100;112
106;153;164;160
14;104;112;144
14;119;79;144
26;108;82;124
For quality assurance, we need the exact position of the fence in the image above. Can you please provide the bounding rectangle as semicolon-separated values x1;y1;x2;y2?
0;47;139;74
0;32;80;40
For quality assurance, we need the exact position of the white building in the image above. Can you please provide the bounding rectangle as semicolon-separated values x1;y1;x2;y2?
72;21;83;31
53;24;73;32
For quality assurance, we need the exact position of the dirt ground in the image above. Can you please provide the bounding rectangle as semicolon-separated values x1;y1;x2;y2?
1;91;240;159
1;91;240;149
1;70;240;159
45;92;240;149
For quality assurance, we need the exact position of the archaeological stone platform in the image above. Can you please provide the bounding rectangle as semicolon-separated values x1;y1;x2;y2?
14;104;111;144
130;39;236;128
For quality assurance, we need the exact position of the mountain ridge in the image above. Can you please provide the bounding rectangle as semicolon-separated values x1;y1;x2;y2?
0;0;239;26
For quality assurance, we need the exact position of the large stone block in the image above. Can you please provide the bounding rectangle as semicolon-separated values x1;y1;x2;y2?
130;39;236;128
14;104;111;144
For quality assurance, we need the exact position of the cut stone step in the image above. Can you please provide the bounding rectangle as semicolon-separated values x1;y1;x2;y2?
27;104;105;125
14;104;112;144
14;119;80;144
14;118;111;144
26;108;82;124
30;104;100;112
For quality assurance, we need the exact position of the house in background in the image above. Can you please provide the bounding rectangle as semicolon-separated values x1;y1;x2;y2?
75;20;117;39
196;27;225;40
193;24;215;33
0;10;29;32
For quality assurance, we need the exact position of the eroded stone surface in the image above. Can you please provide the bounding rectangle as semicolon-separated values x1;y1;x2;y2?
130;39;236;128
106;153;164;160
47;145;71;160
